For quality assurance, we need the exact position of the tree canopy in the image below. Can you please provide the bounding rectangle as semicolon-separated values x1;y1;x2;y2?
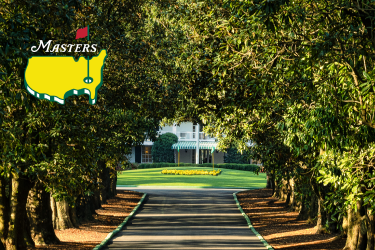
148;0;375;249
2;0;375;249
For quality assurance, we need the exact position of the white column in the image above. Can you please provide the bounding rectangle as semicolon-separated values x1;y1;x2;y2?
173;123;178;163
196;124;200;164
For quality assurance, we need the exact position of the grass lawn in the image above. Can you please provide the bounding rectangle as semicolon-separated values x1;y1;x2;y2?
117;167;267;188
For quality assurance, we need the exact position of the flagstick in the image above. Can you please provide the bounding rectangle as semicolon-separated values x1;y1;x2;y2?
87;25;90;80
212;150;214;170
87;56;89;78
178;147;180;167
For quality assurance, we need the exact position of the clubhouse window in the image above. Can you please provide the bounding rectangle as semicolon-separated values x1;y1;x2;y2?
142;146;152;163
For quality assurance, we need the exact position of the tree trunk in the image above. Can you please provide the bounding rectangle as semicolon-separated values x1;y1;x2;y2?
366;209;375;250
289;178;297;210
50;196;75;230
93;190;101;210
308;192;319;222
27;182;59;245
75;195;94;223
108;168;117;199
344;200;371;250
0;174;10;249
272;178;281;199
98;163;117;202
315;197;328;234
284;177;294;207
344;208;363;250
68;203;80;228
297;191;318;222
266;174;273;189
310;178;338;234
271;172;276;196
99;161;109;204
4;173;34;250
273;177;291;203
297;193;307;220
23;215;34;248
89;195;97;216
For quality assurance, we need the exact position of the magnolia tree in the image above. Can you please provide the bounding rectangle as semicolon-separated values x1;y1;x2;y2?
148;1;375;249
3;0;375;250
0;0;171;249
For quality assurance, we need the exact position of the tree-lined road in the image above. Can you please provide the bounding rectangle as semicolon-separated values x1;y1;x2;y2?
102;187;267;250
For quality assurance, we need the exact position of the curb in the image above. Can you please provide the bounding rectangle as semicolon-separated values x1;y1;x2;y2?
92;192;147;250
233;191;274;250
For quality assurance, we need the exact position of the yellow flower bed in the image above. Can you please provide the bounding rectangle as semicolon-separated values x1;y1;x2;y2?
161;169;222;176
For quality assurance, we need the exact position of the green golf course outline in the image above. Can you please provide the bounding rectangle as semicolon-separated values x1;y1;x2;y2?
24;49;107;105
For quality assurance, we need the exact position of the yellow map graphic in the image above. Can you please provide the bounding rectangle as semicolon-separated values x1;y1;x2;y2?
25;49;107;105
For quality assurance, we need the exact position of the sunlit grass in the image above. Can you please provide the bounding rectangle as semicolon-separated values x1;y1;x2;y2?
117;167;267;188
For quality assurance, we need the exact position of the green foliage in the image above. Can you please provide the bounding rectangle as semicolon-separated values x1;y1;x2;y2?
146;0;375;236
0;0;163;204
138;162;260;172
4;0;375;245
224;148;250;164
151;133;178;163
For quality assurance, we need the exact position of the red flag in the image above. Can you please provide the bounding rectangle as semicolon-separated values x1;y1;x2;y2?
75;26;88;39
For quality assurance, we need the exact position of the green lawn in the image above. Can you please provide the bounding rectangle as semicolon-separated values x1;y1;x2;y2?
117;167;267;188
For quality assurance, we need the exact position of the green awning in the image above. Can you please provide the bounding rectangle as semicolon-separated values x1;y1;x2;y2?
171;141;196;149
171;141;217;150
199;142;217;149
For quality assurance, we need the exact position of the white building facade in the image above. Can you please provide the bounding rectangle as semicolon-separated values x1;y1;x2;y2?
128;122;226;164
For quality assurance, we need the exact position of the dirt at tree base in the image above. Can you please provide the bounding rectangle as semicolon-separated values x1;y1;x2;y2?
237;188;346;250
27;190;143;250
27;188;346;249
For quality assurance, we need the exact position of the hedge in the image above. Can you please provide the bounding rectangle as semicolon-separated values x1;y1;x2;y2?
137;163;260;172
137;162;194;169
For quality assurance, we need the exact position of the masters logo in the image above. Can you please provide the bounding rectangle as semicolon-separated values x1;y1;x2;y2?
24;26;107;105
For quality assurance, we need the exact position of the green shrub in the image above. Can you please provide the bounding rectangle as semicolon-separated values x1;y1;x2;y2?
138;162;194;169
151;133;178;163
224;148;251;164
137;162;260;172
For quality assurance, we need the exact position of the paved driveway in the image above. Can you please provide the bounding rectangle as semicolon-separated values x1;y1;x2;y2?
102;187;267;250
